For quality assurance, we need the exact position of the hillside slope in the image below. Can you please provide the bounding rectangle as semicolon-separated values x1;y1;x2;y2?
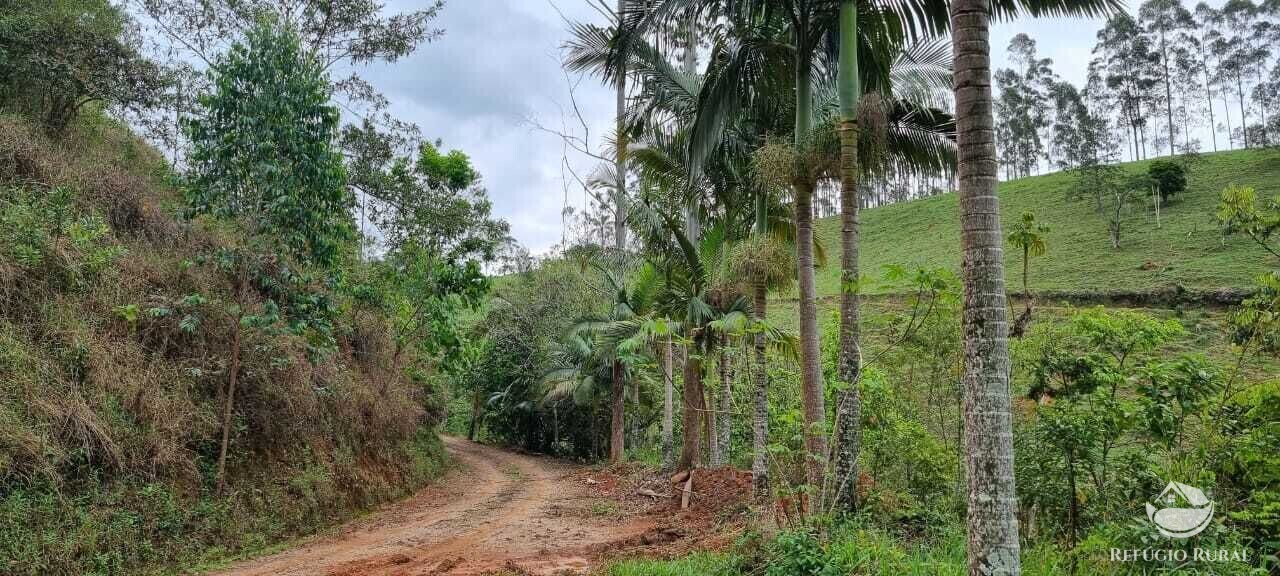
806;149;1279;299
0;115;447;575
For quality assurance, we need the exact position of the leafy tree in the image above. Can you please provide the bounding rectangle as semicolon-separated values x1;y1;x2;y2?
1146;159;1186;201
1218;184;1280;353
356;140;510;261
183;18;353;269
0;0;165;133
995;34;1055;178
135;0;444;197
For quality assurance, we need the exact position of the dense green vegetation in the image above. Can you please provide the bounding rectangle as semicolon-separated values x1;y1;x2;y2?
0;2;500;574
461;0;1280;574
1;0;1277;575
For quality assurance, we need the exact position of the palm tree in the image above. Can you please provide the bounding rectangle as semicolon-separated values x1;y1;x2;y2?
1007;211;1049;298
827;29;956;515
950;0;1118;572
611;1;956;497
554;263;656;464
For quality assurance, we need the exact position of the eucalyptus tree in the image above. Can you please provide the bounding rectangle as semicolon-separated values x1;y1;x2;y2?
1095;13;1160;161
1218;0;1258;148
1139;0;1195;156
1186;3;1223;151
995;34;1055;177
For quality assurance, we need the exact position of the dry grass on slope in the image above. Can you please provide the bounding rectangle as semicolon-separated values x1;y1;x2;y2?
0;114;446;575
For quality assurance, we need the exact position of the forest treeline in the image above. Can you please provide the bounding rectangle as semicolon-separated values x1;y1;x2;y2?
994;0;1279;181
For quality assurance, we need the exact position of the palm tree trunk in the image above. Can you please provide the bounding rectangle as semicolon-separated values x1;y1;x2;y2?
951;0;1022;572
613;0;628;251
831;0;863;515
677;346;704;471
706;359;721;467
717;344;733;466
662;337;674;469
751;276;769;499
610;359;624;465
793;35;828;490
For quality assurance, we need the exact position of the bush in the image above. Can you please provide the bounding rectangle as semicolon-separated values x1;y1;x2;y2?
1147;160;1187;201
0;0;164;134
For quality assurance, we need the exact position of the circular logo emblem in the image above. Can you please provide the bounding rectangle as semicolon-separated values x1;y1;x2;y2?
1145;481;1214;539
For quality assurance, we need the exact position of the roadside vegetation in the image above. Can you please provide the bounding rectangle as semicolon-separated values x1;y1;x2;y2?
0;2;503;574
0;0;1277;575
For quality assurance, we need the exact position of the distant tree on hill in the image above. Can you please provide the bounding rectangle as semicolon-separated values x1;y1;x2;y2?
995;34;1056;179
1139;0;1195;156
1148;160;1187;201
1094;13;1161;162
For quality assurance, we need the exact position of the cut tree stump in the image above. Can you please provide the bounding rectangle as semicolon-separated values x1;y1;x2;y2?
680;475;693;510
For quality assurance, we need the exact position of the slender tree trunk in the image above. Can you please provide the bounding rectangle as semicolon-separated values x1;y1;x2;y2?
717;344;733;466
215;310;242;496
468;388;483;440
610;359;624;465
1257;67;1269;147
1022;246;1029;296
1223;92;1234;149
1237;74;1249;148
793;39;828;490
662;338;674;469
951;0;1022;572
751;277;770;499
677;347;704;471
1200;45;1219;152
1160;28;1175;156
612;0;628;251
831;0;863;516
1067;453;1079;549
706;351;721;467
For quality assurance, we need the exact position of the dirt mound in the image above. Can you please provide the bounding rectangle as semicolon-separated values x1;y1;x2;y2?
667;468;753;514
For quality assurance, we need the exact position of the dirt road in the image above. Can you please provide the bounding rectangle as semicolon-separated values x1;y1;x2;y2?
207;437;656;576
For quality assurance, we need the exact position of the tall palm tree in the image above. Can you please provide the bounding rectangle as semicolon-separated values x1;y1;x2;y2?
825;30;958;514
950;0;1118;572
619;0;955;489
556;263;656;464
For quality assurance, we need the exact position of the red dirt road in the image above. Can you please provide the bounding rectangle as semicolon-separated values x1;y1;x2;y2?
206;437;656;576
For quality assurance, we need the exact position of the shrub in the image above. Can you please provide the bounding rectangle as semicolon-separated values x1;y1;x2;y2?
0;0;164;134
1147;160;1187;201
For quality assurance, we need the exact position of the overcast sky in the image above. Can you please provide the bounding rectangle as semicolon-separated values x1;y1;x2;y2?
346;1;1213;255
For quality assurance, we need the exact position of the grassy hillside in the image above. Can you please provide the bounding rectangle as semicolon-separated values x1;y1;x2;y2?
804;148;1279;299
0;114;447;574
